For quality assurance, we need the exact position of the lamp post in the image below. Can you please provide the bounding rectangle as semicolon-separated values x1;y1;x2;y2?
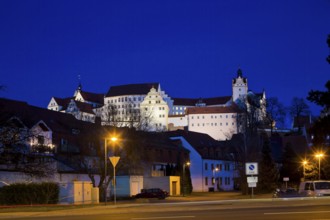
104;136;118;206
302;160;307;180
109;137;119;205
182;161;190;196
213;167;219;191
315;153;324;180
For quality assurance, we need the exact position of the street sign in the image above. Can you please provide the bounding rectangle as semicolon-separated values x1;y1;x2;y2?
109;156;120;167
283;177;289;182
247;176;258;183
245;162;258;175
248;182;257;188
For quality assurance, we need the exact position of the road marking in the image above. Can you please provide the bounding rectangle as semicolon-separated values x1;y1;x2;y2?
265;211;330;215
132;216;195;220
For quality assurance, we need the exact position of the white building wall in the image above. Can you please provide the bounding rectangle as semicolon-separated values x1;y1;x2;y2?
232;75;248;102
140;88;169;131
170;136;235;192
188;113;237;141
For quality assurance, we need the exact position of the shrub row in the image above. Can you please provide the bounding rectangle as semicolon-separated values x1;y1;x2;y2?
0;182;59;205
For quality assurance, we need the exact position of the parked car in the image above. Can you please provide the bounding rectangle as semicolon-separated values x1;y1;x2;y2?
135;188;169;199
298;181;330;197
273;188;300;198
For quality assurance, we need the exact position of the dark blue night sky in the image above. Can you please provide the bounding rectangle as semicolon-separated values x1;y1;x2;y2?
0;0;329;115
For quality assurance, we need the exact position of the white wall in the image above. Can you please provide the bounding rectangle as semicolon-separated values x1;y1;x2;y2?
188;113;237;141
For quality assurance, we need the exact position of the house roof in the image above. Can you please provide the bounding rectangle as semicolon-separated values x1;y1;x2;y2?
293;116;312;129
172;96;231;106
53;97;72;108
186;104;242;115
79;91;104;104
0;98;99;136
105;83;159;97
74;101;96;114
166;130;232;160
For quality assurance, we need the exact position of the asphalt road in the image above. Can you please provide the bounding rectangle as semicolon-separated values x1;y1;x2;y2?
6;204;330;220
2;197;330;220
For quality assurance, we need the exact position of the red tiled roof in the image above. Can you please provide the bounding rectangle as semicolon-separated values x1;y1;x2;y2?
173;96;231;106
53;97;72;108
74;101;95;114
293;116;311;129
186;104;242;115
79;91;104;104
105;83;159;97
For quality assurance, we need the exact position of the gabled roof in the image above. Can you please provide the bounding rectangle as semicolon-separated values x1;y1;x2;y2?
53;97;72;108
293;116;311;129
74;101;95;114
186;104;242;115
105;83;159;97
172;96;231;106
79;91;104;104
0;98;98;135
166;130;231;160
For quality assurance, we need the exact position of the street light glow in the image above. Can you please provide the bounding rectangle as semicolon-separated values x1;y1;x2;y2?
110;136;118;142
315;153;324;158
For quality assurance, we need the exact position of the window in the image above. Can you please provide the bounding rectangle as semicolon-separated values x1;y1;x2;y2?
205;177;208;186
37;135;45;145
205;163;208;170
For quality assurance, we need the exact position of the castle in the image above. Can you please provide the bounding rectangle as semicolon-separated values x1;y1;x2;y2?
48;69;266;140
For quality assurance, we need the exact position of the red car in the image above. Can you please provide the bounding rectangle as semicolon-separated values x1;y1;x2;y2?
135;188;169;199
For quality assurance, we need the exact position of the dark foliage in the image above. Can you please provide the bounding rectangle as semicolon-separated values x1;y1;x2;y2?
0;182;59;205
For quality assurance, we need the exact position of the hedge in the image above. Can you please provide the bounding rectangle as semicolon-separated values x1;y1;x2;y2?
0;182;59;205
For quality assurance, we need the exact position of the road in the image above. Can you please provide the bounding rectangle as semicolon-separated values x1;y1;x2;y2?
2;198;330;220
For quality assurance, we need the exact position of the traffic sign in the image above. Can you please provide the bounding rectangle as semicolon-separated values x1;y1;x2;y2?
248;182;257;188
247;176;258;183
109;156;120;167
245;162;258;175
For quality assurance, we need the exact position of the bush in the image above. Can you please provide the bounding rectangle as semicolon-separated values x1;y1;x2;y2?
0;182;59;205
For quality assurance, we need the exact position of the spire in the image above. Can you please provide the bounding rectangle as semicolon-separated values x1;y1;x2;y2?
237;68;243;78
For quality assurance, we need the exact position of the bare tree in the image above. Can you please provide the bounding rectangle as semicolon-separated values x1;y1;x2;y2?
265;97;286;133
289;97;310;131
232;94;267;194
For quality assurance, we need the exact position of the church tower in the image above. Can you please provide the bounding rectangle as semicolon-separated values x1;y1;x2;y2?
232;68;248;102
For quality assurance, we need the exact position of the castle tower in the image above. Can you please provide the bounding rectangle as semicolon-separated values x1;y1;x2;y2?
232;68;248;102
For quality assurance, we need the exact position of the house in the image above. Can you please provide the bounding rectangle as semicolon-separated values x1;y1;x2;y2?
0;98;189;197
167;130;235;192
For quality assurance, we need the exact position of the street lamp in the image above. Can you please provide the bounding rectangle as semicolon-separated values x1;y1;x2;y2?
182;161;190;196
104;136;118;205
315;153;324;180
302;160;307;180
213;167;219;190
